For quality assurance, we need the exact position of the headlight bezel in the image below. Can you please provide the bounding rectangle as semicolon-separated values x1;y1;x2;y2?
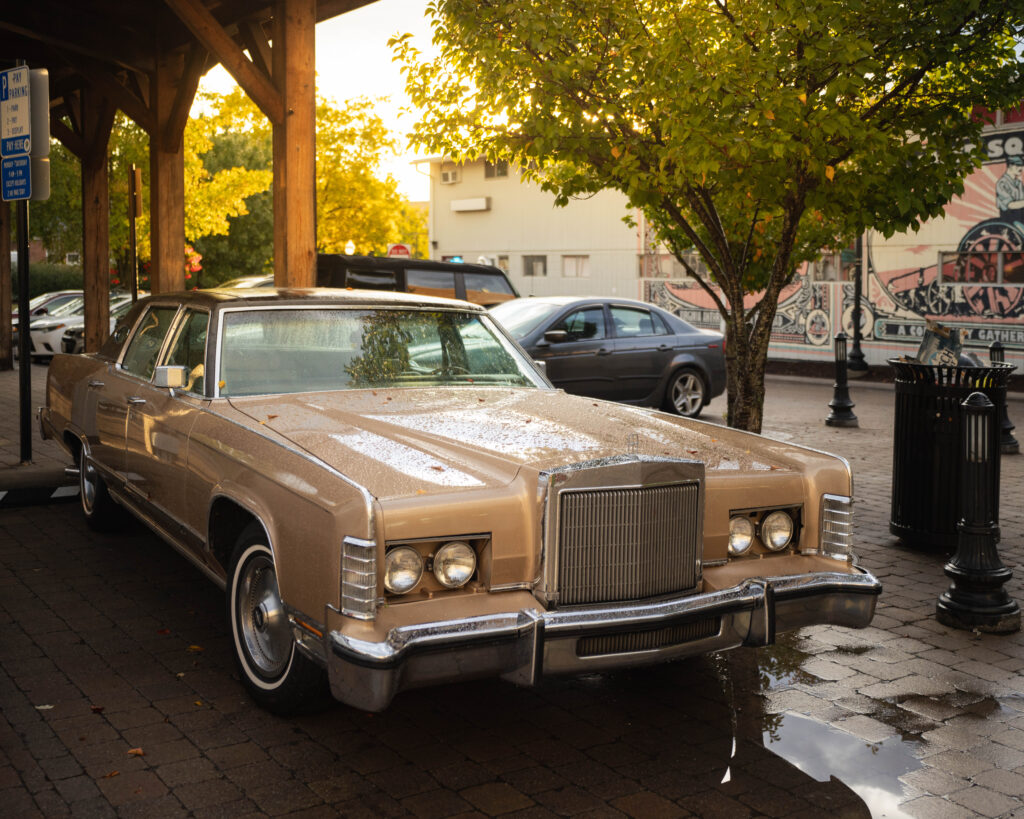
727;505;802;557
381;534;489;600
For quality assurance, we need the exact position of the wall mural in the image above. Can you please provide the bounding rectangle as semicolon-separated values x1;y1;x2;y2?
644;127;1024;357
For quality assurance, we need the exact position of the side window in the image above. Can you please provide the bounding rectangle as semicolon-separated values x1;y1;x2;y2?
610;306;666;338
555;307;606;341
344;268;398;291
165;310;210;395
121;307;179;380
406;269;457;299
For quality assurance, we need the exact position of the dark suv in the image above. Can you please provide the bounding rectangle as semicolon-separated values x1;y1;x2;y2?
221;255;519;308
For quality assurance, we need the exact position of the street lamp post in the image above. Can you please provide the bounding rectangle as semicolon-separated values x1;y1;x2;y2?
848;236;868;376
825;332;858;427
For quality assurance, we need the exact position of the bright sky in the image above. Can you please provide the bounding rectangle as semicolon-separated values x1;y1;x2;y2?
196;0;433;201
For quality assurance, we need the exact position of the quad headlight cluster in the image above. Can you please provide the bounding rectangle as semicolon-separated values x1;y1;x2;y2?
728;509;797;556
384;540;478;594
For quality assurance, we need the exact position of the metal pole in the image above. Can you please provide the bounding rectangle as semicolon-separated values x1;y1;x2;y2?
848;234;867;374
988;341;1019;454
16;198;31;463
129;164;139;302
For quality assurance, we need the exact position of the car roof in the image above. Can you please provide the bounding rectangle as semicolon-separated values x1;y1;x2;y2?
170;287;487;312
503;295;666;310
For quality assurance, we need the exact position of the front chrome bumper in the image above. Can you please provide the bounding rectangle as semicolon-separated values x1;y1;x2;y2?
326;569;881;711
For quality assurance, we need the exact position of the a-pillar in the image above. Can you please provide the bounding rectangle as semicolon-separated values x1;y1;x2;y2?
272;0;316;288
149;51;187;294
81;93;116;353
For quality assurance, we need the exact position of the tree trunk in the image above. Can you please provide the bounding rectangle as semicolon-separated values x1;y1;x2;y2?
723;312;771;433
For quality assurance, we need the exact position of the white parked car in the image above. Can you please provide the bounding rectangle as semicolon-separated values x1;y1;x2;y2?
29;295;133;360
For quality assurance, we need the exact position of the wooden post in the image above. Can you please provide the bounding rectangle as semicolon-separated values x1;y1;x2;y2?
272;0;317;288
81;92;115;353
0;202;11;371
149;51;187;294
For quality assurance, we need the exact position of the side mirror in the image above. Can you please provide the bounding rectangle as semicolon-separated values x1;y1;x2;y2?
533;359;547;375
154;365;191;390
543;329;569;344
35;307;48;316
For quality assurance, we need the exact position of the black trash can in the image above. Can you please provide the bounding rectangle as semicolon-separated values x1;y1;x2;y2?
889;359;1016;550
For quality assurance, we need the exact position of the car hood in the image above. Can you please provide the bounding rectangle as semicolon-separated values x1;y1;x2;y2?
225;387;810;500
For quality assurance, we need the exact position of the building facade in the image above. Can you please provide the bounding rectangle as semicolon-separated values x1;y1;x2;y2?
422;123;1024;372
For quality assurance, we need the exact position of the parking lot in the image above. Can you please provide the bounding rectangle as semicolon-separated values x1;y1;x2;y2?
2;365;1023;817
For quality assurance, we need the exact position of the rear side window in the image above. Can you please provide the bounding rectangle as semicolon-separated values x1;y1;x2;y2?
345;269;399;290
464;271;516;305
407;269;457;298
121;306;179;380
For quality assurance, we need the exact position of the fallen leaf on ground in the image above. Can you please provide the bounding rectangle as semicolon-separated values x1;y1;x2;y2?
187;645;204;653
127;748;144;757
157;628;170;635
90;705;104;714
34;705;54;710
103;771;119;779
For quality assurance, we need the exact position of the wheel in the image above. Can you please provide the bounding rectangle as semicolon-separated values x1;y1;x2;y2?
79;446;123;531
228;525;328;714
665;368;707;417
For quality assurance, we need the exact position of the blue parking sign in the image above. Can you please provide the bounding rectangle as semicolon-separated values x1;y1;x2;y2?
2;155;31;201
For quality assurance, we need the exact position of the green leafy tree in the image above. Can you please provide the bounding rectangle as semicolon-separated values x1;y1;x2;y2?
395;0;1024;431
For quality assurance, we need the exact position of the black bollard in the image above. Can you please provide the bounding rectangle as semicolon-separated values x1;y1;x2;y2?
989;341;1019;455
936;392;1020;633
825;332;858;427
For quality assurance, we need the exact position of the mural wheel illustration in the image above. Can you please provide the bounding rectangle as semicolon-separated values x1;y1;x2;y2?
955;218;1024;283
924;280;954;315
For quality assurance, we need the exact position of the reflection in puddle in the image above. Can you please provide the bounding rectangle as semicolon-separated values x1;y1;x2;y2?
765;712;922;819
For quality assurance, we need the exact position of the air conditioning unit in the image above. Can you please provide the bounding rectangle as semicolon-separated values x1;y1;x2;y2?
440;169;460;185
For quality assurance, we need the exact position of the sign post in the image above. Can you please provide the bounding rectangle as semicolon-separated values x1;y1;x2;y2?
2;64;49;463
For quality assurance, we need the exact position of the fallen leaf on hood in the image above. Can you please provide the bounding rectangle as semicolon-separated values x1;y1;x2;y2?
186;645;204;653
266;414;278;421
416;489;427;495
127;748;144;757
429;466;444;472
687;450;699;455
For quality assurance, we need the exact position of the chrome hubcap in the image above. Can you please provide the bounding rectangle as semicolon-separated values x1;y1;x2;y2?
672;374;704;415
238;553;290;677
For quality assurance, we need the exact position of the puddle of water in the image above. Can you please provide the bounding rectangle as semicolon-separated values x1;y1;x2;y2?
765;712;922;819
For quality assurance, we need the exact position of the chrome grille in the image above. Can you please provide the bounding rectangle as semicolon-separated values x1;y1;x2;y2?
577;618;720;657
557;482;700;605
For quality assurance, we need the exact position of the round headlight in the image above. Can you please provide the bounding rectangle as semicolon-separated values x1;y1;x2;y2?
433;541;477;589
728;516;755;556
384;546;423;594
761;510;794;551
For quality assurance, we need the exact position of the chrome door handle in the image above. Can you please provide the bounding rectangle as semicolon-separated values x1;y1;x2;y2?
88;380;105;388
657;345;672;351
597;348;613;356
127;397;147;406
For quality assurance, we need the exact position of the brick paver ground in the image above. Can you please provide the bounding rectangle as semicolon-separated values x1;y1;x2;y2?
1;365;1023;817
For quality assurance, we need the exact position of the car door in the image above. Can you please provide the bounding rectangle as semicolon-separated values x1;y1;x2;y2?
531;305;617;398
92;305;180;480
606;305;677;402
123;308;210;540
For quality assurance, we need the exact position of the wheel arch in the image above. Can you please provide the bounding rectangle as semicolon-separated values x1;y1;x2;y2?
209;496;268;576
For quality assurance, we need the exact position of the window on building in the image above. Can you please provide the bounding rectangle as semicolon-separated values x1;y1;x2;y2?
562;255;591;278
523;255;547;277
484;160;509;179
496;255;510;273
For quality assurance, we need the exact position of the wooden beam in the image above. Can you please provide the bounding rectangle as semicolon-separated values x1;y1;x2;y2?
163;0;284;124
68;57;155;132
163;42;207;151
238;18;272;79
50;117;87;159
272;0;317;287
81;94;117;354
149;50;187;295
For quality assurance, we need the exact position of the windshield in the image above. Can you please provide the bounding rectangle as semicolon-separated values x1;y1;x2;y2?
489;299;559;337
49;297;86;317
218;307;545;397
